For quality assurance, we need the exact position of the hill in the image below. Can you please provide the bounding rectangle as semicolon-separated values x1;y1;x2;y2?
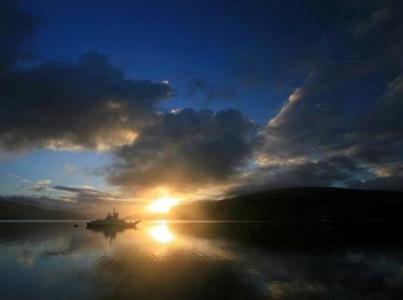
0;201;82;220
171;187;403;221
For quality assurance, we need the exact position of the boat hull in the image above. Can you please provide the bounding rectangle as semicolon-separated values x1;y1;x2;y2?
86;220;141;229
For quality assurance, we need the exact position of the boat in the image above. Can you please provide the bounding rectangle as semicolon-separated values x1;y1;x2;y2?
86;208;141;229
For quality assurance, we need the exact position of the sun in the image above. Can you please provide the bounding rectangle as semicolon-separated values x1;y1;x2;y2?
147;195;178;213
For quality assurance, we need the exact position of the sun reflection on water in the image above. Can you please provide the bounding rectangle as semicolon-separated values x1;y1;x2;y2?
148;222;174;244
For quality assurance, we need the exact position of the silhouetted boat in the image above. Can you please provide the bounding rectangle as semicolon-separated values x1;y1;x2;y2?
86;209;140;229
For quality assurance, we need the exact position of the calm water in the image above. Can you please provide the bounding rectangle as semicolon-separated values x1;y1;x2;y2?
1;221;403;300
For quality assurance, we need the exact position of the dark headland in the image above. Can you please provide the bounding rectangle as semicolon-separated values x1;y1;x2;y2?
171;187;403;221
0;200;82;220
169;188;403;249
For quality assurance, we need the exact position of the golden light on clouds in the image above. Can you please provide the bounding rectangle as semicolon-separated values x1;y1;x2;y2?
44;129;138;152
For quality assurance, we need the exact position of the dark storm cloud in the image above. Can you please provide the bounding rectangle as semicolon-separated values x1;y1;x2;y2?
0;1;171;152
107;108;257;193
0;53;171;151
351;76;403;164
249;0;403;191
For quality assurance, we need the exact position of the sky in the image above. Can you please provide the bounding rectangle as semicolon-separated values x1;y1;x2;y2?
0;0;402;209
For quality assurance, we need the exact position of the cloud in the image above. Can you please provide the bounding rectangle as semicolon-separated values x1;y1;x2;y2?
346;162;403;191
0;52;171;152
15;184;136;212
262;84;348;160
2;0;403;201
32;179;52;192
106;108;257;195
244;0;403;192
351;76;403;164
52;185;122;203
0;2;171;154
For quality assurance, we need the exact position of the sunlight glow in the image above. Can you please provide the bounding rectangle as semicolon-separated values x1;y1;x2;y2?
148;222;174;243
147;195;178;213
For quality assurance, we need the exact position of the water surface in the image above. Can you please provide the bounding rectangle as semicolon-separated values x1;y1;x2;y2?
1;221;403;299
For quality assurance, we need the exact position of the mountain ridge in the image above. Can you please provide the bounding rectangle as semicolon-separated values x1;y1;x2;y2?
171;187;403;221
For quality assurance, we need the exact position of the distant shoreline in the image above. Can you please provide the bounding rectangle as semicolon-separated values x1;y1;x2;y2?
0;219;90;223
1;219;403;223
